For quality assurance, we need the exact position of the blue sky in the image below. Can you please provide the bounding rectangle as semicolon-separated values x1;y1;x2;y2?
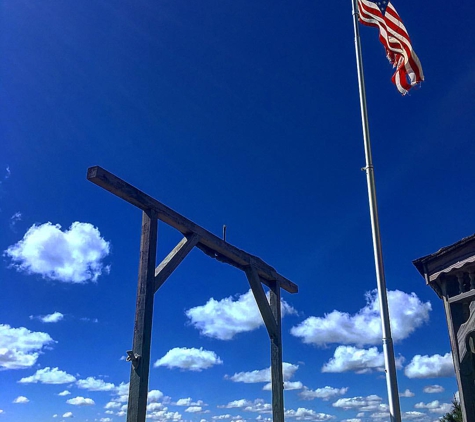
1;0;475;421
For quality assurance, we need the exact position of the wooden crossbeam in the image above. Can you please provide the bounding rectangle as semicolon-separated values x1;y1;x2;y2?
88;166;297;294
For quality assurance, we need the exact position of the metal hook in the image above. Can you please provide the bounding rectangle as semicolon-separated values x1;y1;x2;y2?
126;350;141;368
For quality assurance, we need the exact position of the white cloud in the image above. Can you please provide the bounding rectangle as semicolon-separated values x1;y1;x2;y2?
104;401;121;409
147;410;183;421
401;411;430;420
218;399;253;409
176;398;193;406
19;367;76;384
423;385;444;394
185;406;207;413
299;386;348;401
148;390;164;403
332;395;383;412
153;347;222;371
13;396;29;404
218;399;272;413
0;324;54;370
369;411;389;420
42;312;64;323
147;403;165;412
399;389;415;398
76;376;116;391
322;346;404;374
116;382;129;397
263;381;303;391
58;390;71;396
62;412;73;418
404;353;454;378
227;362;298;383
284;408;336;421
30;312;64;323
175;398;204;406
291;290;431;346
415;400;452;414
243;399;272;413
5;222;110;283
186;290;296;340
66;396;95;406
9;212;22;231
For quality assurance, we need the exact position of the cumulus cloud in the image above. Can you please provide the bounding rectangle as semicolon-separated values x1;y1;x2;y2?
30;312;64;323
0;324;54;370
147;408;182;421
415;400;452;414
423;385;444;394
66;396;95;406
76;376;116;391
399;389;415;398
19;367;76;384
4;222;110;283
285;408;336;421
148;390;165;403
291;290;431;347
299;386;348;401
227;362;299;384
175;398;204;407
154;347;222;371
332;395;383;412
218;399;253;409
322;346;404;374
404;353;454;378
263;381;303;391
401;411;430;420
13;396;29;404
186;290;296;340
62;412;73;418
185;406;208;413
242;399;272;413
58;390;71;396
218;399;271;413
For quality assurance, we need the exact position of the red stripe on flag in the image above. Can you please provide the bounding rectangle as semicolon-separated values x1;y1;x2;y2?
357;0;424;95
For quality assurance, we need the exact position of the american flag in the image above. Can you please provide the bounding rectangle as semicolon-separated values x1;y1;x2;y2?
358;0;424;95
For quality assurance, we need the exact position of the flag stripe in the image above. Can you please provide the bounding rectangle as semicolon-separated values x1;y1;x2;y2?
357;0;423;94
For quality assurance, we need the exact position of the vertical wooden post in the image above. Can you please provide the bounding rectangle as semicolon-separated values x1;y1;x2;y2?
127;210;158;422
269;280;284;422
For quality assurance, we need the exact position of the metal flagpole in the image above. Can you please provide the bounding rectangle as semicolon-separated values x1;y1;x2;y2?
351;1;402;421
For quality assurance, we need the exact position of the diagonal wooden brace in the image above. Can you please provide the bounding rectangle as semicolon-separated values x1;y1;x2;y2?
154;233;200;293
245;264;278;340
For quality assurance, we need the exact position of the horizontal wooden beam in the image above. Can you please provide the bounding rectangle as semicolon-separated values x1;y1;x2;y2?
87;166;297;294
448;289;475;304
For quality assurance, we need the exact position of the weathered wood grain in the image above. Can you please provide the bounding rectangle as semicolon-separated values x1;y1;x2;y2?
127;210;158;422
269;279;284;422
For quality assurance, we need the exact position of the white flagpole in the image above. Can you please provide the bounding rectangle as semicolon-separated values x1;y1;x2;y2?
351;1;402;421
